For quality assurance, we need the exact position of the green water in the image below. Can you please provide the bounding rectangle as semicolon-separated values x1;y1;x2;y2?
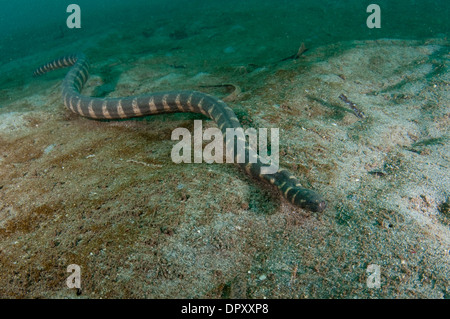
0;0;448;64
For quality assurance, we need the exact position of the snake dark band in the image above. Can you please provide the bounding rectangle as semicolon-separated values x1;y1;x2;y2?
33;53;326;212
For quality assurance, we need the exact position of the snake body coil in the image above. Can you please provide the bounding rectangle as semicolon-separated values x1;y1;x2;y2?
34;53;326;212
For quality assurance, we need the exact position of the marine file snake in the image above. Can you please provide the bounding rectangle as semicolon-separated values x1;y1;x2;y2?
33;53;326;212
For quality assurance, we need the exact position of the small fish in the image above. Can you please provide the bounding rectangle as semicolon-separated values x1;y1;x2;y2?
280;43;308;62
339;94;366;119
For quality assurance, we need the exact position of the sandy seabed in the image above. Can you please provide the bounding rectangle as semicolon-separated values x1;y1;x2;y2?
0;9;449;298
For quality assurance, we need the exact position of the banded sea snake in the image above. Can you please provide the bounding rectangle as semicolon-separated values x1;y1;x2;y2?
33;53;326;212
